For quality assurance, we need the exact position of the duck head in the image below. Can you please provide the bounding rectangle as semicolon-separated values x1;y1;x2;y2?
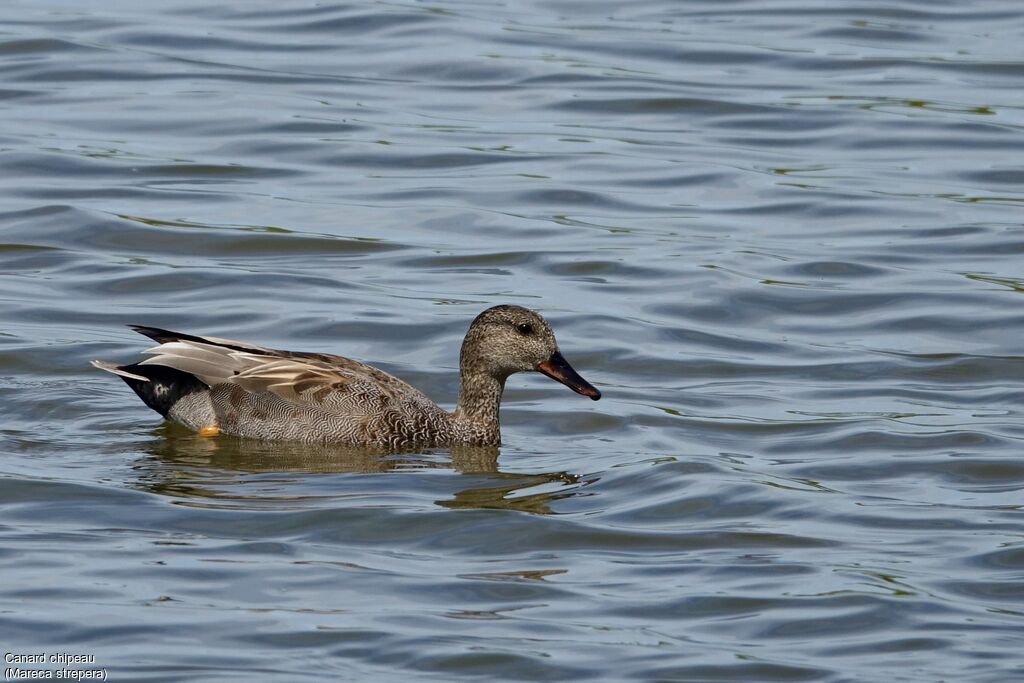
461;305;601;400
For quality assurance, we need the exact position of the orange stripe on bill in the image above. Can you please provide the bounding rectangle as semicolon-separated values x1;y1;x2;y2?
536;351;601;400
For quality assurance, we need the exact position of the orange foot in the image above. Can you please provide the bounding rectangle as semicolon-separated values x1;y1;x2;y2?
198;425;221;437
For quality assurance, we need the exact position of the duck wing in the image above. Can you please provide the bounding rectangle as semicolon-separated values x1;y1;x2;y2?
130;329;448;446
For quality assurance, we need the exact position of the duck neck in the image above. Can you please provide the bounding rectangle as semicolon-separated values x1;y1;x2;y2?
453;368;506;444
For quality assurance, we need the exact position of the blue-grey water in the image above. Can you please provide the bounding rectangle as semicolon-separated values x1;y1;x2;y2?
2;1;1023;680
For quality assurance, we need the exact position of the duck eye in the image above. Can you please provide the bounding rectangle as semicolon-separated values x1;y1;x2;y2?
516;323;534;335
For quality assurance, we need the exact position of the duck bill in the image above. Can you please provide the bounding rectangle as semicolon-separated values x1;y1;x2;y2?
536;351;601;401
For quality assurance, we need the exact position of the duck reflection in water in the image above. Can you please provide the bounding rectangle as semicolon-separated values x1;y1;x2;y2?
133;425;586;515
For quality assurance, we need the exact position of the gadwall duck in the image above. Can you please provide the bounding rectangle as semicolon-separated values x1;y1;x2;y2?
92;305;601;449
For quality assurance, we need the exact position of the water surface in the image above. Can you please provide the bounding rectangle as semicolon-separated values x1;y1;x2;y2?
2;1;1023;680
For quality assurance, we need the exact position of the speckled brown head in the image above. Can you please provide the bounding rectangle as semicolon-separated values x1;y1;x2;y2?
460;305;601;400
